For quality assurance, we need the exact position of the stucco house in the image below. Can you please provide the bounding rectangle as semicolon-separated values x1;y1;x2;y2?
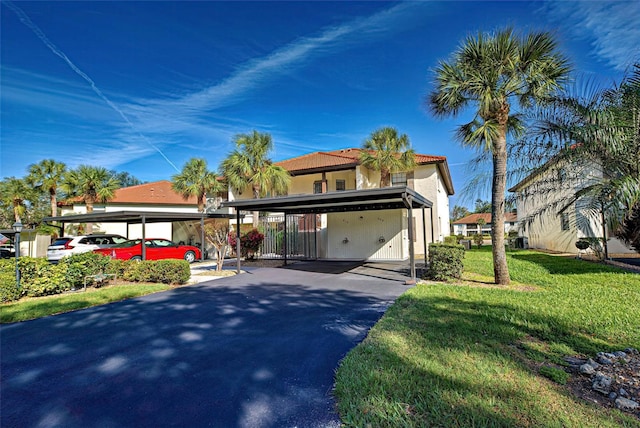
509;158;634;256
452;212;517;237
227;148;454;261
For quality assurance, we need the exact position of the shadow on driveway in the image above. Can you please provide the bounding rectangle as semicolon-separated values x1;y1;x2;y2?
1;267;411;428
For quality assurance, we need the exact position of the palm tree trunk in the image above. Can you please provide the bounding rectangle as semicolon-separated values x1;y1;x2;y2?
492;131;510;285
50;189;57;217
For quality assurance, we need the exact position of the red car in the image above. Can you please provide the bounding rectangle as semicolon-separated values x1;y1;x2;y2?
94;238;202;263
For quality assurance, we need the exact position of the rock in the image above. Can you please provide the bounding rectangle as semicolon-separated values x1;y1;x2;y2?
592;372;613;394
624;347;638;355
615;397;639;412
597;355;614;365
604;352;616;359
586;358;600;369
579;364;596;375
619;388;627;397
613;351;628;359
609;392;618;400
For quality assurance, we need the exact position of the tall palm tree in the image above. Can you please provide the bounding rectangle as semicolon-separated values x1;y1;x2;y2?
172;158;223;212
221;130;290;224
26;159;67;217
429;28;570;285
360;127;416;187
62;166;120;233
0;177;32;223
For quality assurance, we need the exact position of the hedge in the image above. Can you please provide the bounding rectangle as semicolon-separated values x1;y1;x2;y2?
425;243;465;281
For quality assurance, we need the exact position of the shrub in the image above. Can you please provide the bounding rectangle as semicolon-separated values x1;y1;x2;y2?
443;235;458;245
425;243;465;281
123;260;190;285
472;233;484;248
59;252;111;289
0;259;20;302
229;228;265;259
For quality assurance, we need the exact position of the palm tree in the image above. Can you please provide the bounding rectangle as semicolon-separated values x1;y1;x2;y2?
26;159;67;217
360;127;416;187
172;158;223;212
0;177;32;223
221;130;291;224
61;166;120;233
429;28;570;284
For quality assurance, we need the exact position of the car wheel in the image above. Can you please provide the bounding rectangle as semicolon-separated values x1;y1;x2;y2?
184;251;196;263
131;255;142;261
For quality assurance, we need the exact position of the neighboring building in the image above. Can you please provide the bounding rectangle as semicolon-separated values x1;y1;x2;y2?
509;158;634;256
228;148;454;260
59;180;212;246
452;213;517;237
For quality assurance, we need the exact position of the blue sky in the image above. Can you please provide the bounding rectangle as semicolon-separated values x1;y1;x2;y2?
2;1;638;208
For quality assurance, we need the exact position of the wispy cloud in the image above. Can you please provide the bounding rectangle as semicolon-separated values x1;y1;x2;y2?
543;1;640;71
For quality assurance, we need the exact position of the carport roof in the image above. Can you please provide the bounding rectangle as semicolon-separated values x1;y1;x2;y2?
42;210;235;225
222;186;432;214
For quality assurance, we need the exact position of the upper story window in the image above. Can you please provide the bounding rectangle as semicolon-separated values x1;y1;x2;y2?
313;181;323;194
391;172;407;186
336;179;346;191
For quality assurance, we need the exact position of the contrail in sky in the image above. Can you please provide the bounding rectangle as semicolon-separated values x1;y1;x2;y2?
3;0;180;172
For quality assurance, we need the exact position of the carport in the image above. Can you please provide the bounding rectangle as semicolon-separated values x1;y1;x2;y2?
42;211;237;262
223;186;434;283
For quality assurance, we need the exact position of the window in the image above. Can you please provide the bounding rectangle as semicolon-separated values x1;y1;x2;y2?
391;172;407;186
313;181;323;194
336;179;346;191
560;212;570;231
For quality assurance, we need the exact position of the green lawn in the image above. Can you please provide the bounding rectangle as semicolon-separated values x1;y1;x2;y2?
1;283;171;323
335;247;640;427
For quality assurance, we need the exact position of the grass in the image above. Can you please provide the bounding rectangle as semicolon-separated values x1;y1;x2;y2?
1;283;171;323
335;247;640;427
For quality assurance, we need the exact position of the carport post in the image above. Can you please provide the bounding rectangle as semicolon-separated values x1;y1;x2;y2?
236;210;241;274
141;215;146;260
283;213;288;266
407;201;416;283
200;215;205;262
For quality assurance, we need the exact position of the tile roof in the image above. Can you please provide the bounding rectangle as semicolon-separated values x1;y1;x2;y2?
453;212;517;224
275;148;447;174
107;180;197;205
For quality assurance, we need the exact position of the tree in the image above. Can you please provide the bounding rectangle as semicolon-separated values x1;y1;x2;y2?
26;159;67;217
111;171;143;188
221;130;291;224
523;63;640;256
0;177;32;223
429;28;570;284
61;166;120;233
474;199;492;213
451;205;471;221
172;158;223;212
359;127;416;187
203;220;230;271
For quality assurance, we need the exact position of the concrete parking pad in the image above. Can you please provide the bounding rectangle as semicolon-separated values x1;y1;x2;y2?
1;265;412;428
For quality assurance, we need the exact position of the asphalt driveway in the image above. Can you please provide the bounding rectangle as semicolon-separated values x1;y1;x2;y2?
1;263;412;428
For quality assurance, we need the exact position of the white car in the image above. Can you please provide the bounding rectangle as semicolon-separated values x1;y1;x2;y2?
47;234;128;263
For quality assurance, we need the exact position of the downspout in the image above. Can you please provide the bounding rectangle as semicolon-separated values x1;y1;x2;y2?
422;207;428;266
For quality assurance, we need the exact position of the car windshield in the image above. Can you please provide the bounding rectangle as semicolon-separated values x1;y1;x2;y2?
110;239;142;248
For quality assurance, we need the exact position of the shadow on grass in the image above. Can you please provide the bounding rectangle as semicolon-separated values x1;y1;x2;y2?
336;288;637;427
510;252;626;275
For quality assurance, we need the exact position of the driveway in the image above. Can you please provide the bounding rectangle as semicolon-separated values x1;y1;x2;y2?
1;263;412;428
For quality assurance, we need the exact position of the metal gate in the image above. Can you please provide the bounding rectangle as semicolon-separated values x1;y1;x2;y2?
259;214;317;259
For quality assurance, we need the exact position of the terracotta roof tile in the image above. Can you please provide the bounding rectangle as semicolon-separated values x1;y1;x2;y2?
453;212;517;224
275;147;447;174
109;180;197;205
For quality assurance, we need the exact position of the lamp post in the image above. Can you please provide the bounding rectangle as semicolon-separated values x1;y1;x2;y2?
12;221;23;291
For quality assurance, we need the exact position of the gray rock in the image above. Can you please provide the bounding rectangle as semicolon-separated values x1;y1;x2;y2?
609;392;618;400
579;363;596;375
615;397;639;412
613;351;627;359
624;347;638;354
592;372;613;394
587;358;600;369
619;388;627;397
604;352;616;359
597;355;613;365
